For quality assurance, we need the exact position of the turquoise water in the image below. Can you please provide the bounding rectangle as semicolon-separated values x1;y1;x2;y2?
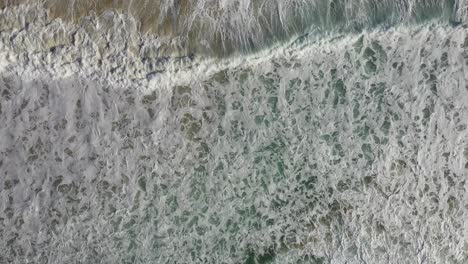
1;1;468;263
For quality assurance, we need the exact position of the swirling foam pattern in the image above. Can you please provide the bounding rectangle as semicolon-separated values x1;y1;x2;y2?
1;1;468;264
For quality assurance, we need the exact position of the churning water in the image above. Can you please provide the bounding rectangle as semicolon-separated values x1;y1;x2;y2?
1;1;468;263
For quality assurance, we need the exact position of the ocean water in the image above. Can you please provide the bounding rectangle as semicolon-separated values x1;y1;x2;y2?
1;1;468;264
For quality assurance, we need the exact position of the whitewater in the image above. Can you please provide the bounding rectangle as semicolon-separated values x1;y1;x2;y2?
1;1;468;263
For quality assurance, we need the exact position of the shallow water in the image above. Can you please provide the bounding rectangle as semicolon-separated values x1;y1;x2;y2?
0;0;462;55
1;1;468;264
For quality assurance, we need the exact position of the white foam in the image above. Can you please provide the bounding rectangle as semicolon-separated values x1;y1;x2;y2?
1;3;468;264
